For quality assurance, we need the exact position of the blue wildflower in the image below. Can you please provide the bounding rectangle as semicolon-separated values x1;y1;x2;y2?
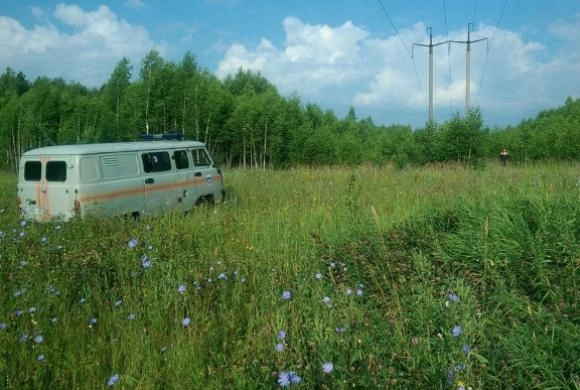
447;292;460;303
462;344;471;354
315;272;322;280
128;238;138;248
356;288;364;296
452;325;463;337
108;374;120;386
289;372;301;384
0;322;7;330
127;313;135;321
114;299;123;307
19;333;29;342
218;272;227;280
15;309;24;317
278;371;291;387
322;296;331;305
37;354;45;363
455;363;466;371
0;231;3;239
178;284;187;294
89;318;97;326
28;306;37;314
446;368;454;385
13;288;26;297
34;334;43;344
335;326;346;333
141;255;151;269
278;371;301;387
275;342;284;352
40;236;48;244
277;330;286;340
322;362;334;374
182;317;191;327
281;290;292;300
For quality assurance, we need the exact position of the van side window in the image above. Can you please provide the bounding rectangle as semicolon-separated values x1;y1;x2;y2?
173;150;189;169
142;152;171;173
24;161;42;181
191;148;211;167
46;161;67;182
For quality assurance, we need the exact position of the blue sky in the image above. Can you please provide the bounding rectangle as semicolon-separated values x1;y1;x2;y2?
1;1;579;128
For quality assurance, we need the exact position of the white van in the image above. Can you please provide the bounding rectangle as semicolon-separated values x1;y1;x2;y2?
17;140;224;222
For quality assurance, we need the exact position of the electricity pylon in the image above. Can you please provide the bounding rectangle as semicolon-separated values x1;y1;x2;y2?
413;27;448;122
449;23;488;115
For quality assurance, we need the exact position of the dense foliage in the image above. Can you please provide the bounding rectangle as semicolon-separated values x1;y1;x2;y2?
0;164;578;388
1;50;579;171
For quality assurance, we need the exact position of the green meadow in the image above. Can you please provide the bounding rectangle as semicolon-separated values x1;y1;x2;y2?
0;162;578;389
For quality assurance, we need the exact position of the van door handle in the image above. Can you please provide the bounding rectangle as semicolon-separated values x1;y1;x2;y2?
145;178;154;184
194;172;202;177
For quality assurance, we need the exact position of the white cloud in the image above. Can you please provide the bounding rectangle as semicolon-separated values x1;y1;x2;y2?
216;17;580;126
0;4;158;87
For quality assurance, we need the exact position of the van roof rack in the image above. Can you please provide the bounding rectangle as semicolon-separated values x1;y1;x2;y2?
139;133;184;141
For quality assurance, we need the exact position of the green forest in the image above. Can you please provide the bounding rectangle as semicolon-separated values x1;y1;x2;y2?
1;49;579;172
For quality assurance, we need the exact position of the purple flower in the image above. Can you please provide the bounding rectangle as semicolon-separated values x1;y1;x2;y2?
447;292;460;303
141;255;151;269
19;333;29;342
182;317;191;327
289;372;301;384
281;290;292;300
108;374;120;386
452;325;463;337
322;362;334;374
277;330;286;340
462;344;471;354
278;371;301;387
455;363;466;371
178;284;187;294
446;368;454;385
278;371;291;387
34;334;43;344
128;238;138;248
275;342;284;352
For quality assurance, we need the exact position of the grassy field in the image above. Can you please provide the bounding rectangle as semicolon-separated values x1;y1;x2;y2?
0;162;579;389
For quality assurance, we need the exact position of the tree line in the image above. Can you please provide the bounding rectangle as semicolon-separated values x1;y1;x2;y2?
1;49;579;172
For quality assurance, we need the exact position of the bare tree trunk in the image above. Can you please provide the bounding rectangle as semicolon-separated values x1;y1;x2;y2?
145;67;151;134
263;122;268;169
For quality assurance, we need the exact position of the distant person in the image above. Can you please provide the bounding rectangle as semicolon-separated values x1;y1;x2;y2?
500;148;509;166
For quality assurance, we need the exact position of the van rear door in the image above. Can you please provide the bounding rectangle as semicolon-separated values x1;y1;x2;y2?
19;158;73;221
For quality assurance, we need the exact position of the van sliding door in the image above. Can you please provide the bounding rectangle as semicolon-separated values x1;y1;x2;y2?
141;151;176;214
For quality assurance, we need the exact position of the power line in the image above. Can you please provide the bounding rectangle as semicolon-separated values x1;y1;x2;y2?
442;0;454;113
475;0;508;106
376;0;428;114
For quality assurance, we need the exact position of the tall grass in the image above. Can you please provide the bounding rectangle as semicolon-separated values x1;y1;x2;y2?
0;162;578;389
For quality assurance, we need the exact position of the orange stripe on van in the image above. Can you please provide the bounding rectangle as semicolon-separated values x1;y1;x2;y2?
79;176;221;203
